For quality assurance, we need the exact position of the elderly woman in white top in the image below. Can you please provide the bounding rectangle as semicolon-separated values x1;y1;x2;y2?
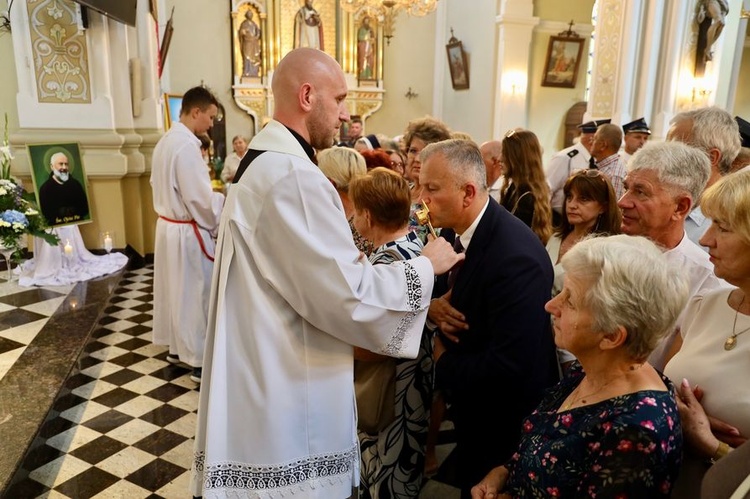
665;169;750;495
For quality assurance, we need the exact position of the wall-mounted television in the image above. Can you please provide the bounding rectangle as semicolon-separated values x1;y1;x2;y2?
74;0;137;27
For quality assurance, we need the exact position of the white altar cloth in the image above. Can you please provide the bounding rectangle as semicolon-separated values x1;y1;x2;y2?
17;226;128;287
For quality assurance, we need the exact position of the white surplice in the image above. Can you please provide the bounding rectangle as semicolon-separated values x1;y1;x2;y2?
191;120;434;499
151;121;224;367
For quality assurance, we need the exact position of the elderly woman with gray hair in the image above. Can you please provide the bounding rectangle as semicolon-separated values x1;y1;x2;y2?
471;235;689;498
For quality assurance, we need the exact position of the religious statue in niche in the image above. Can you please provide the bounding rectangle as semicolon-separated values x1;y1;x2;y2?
357;15;376;80
694;0;729;76
239;10;262;77
294;0;324;50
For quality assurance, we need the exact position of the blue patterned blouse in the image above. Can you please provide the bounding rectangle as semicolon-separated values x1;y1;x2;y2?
503;363;682;498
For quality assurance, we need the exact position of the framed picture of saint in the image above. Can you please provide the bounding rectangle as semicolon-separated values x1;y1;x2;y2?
26;143;92;228
542;36;585;88
356;15;377;82
446;35;469;90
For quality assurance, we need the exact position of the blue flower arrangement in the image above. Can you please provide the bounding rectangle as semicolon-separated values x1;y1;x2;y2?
0;178;58;253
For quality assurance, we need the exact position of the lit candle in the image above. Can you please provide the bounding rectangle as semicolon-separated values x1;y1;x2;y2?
64;240;73;256
104;234;113;252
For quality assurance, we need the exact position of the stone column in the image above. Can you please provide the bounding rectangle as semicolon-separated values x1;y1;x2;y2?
492;0;539;136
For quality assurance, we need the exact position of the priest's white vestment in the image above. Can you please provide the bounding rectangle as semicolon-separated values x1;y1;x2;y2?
151;122;225;367
191;121;435;498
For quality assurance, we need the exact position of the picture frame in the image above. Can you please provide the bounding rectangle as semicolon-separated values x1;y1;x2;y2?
26;142;92;228
542;35;585;88
163;93;183;130
355;13;379;85
446;36;469;90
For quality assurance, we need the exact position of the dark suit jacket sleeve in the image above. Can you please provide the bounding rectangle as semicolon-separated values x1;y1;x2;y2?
435;253;552;393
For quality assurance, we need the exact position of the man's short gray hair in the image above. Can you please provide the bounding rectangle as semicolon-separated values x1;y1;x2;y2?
562;234;689;361
671;107;741;174
628;141;710;206
420;139;487;191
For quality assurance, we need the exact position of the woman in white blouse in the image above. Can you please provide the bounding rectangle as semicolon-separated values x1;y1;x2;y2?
665;169;750;496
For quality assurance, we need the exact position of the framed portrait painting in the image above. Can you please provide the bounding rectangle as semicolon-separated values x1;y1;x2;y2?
446;38;469;90
26;143;92;228
542;36;585;88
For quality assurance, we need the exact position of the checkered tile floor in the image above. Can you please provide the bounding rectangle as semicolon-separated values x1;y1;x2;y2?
5;265;461;499
0;278;75;381
7;265;201;498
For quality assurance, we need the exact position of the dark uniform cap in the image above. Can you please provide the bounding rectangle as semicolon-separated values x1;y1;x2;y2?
577;119;612;133
622;117;651;135
736;116;750;148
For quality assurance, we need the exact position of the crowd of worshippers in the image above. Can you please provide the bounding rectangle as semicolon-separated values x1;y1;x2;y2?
319;108;750;498
152;59;750;499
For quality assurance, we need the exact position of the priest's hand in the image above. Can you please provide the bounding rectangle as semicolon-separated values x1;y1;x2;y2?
422;236;465;275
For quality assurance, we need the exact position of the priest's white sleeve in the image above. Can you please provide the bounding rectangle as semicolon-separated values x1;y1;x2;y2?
226;155;434;359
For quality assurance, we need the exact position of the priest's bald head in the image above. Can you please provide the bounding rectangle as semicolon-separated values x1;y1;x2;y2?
272;48;350;150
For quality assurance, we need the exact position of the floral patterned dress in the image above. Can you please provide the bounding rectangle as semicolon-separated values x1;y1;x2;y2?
359;231;431;499
503;363;682;498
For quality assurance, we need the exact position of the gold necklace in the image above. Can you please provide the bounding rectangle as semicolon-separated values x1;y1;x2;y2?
561;377;618;411
560;363;645;411
724;291;750;351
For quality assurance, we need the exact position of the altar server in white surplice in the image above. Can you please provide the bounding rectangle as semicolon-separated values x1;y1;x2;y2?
190;48;462;499
151;86;225;384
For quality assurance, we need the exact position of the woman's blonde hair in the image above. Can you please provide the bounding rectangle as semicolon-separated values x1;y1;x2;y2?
700;169;750;245
317;147;366;192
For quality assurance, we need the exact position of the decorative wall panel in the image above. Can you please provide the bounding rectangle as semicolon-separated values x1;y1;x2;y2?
27;0;91;103
589;0;621;117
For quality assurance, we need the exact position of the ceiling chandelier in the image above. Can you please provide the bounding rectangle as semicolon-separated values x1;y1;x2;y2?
340;0;439;44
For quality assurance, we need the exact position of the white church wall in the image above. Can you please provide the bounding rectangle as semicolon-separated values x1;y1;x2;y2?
163;0;256;146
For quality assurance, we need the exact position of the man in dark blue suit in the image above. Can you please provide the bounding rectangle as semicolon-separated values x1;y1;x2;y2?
420;139;558;497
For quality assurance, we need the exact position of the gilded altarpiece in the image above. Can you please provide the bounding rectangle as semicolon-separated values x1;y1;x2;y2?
26;0;91;103
231;0;384;134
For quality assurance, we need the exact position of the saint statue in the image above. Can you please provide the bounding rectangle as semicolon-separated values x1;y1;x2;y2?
239;10;262;77
294;0;324;51
356;16;376;80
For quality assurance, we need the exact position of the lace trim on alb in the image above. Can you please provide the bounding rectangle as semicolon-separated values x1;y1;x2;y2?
382;261;422;356
197;445;357;492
